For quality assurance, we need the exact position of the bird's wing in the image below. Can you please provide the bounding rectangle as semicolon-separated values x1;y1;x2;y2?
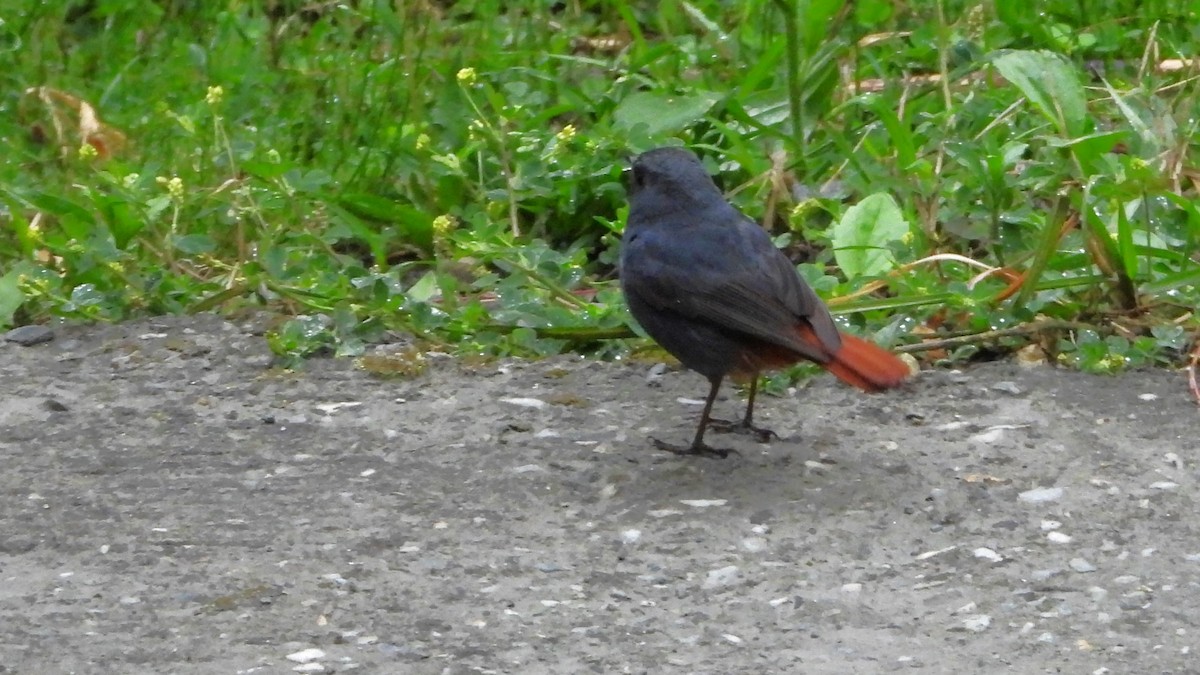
622;214;842;360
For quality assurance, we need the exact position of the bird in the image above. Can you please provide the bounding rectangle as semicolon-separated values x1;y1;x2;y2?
619;146;910;457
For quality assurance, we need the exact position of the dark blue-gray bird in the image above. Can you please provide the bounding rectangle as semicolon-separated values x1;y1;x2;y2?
620;147;909;457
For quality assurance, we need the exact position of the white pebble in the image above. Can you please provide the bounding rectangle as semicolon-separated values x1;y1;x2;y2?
680;499;727;508
1138;393;1158;401
1041;520;1062;531
703;565;741;589
992;381;1022;395
842;583;862;593
620;529;642;544
1047;532;1072;544
1088;586;1108;601
969;428;1006;444
769;597;790;607
1019;486;1064;504
359;469;376;477
648;509;682;518
1069;558;1096;572
916;545;957;560
722;634;743;644
1150;481;1179;490
314;401;362;414
1114;575;1139;585
961;615;991;632
499;397;547;409
534;429;560;438
973;547;1003;563
286;648;326;663
677;397;707;406
293;664;325;673
751;524;769;535
741;537;767;553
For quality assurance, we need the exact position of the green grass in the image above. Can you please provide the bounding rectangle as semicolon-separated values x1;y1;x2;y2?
2;0;1199;373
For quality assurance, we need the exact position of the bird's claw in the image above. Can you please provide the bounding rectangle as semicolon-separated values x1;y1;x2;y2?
651;437;737;459
707;417;779;443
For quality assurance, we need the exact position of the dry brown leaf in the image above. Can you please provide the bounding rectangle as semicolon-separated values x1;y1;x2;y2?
22;86;127;159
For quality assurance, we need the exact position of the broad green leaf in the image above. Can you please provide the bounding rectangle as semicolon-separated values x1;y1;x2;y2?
832;193;909;280
172;234;217;255
613;91;722;136
1099;77;1159;149
799;0;845;55
95;194;145;249
854;0;893;27
337;193;433;252
0;269;23;328
29;192;95;225
991;49;1088;138
406;270;441;303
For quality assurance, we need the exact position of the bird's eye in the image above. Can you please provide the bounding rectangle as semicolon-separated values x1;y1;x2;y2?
630;164;646;188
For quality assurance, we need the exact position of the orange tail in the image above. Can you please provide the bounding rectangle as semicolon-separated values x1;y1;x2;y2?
797;326;910;392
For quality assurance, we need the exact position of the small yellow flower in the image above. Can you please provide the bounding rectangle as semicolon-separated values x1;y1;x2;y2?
467;119;487;141
206;85;224;107
432;153;463;174
555;124;577;143
432;214;456;237
157;175;184;200
456;67;477;86
122;173;140;188
266;148;281;163
78;142;98;160
901;230;915;245
415;133;431;151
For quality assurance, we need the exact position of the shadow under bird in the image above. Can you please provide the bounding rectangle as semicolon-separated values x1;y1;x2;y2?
619;147;910;458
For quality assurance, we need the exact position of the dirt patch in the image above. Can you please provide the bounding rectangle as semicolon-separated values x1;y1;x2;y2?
1;314;1196;673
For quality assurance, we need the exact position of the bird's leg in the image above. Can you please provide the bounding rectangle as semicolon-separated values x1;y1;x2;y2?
652;376;736;458
708;375;779;443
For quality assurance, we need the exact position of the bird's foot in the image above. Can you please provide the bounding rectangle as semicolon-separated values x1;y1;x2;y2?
652;437;738;459
708;418;779;443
